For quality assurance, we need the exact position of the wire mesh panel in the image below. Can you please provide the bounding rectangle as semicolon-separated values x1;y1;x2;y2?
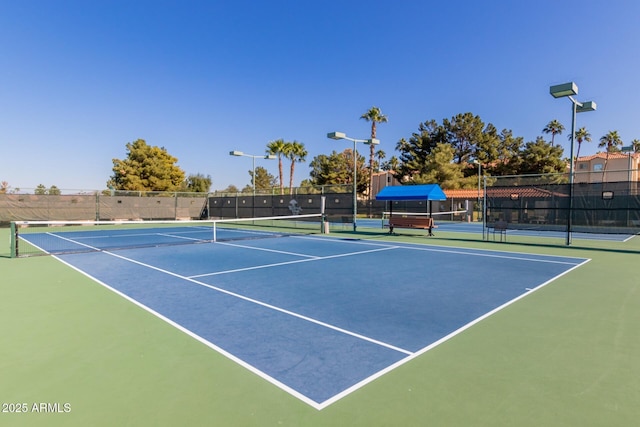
485;172;640;235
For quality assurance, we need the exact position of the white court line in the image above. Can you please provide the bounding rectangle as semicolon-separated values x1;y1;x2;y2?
46;232;103;250
156;233;210;242
49;235;593;410
101;249;412;358
317;256;592;409
53;245;413;410
401;245;581;265
188;245;399;278
215;241;320;258
51;230;210;245
50;254;323;409
293;234;586;265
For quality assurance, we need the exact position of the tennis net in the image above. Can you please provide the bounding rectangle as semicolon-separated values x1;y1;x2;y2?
10;213;324;257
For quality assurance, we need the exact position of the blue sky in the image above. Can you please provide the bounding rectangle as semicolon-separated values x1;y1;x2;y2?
1;0;639;192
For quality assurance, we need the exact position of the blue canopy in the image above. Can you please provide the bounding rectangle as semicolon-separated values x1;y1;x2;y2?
375;184;447;201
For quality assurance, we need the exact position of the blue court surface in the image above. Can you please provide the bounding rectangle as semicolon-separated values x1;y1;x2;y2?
36;233;588;409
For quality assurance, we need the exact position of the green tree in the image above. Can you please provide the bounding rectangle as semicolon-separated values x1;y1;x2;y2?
374;150;386;172
308;149;368;194
249;166;277;193
395;120;445;182
396;114;500;184
543;119;565;146
412;143;471;189
381;155;399;171
34;184;61;195
442;112;488;164
185;173;212;193
484;129;524;176
266;138;289;195
520;137;566;175
109;139;185;192
360;106;388;197
219;184;240;194
473;123;500;165
286;141;307;195
631;139;640;153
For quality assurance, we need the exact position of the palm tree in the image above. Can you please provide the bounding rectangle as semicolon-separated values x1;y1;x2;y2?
286;141;307;195
360;106;388;198
572;127;592;162
266;139;289;195
631;139;640;153
383;155;400;172
374;149;386;172
542;119;565;146
598;130;623;181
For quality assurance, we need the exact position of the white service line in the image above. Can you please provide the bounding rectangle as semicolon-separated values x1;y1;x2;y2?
215;241;321;258
383;243;582;265
102;248;413;357
156;233;209;242
189;245;400;278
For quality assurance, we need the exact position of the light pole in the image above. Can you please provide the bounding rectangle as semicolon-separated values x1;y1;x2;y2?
229;151;276;196
327;132;380;232
550;82;596;245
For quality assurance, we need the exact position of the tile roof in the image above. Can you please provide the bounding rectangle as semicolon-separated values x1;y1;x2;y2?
578;152;639;161
444;187;568;199
444;189;482;198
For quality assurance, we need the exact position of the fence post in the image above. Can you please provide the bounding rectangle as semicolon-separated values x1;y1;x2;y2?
10;222;17;258
95;192;100;221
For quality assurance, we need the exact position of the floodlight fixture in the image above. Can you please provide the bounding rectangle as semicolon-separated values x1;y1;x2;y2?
327;131;346;140
550;82;578;98
576;101;596;113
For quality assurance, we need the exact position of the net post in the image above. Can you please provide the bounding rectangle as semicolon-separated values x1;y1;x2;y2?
320;196;328;234
482;176;487;241
10;221;18;258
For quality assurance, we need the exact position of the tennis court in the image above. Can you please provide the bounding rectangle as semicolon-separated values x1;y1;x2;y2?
4;220;640;426
16;223;588;409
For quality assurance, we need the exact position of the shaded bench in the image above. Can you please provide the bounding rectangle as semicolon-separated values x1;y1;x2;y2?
387;216;437;236
489;220;508;241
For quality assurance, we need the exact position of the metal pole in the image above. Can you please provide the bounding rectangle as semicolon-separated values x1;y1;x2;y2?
10;221;17;258
353;139;357;232
566;100;577;246
252;156;256;196
252;156;256;217
477;162;481;221
482;175;487;241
